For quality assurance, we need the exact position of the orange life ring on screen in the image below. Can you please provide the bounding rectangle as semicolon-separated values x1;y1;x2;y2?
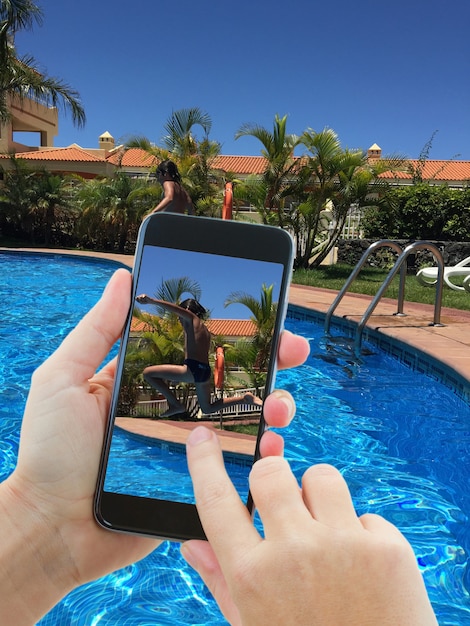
214;346;225;389
222;182;233;220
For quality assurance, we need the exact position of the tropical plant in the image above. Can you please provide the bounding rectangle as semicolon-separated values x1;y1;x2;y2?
234;113;301;226
30;170;77;245
153;276;202;306
234;118;408;267
116;344;147;416
0;0;85;126
126;107;223;216
182;134;225;215
0;155;78;244
291;129;407;268
232;176;270;221
0;154;37;237
131;311;186;383
362;183;470;241
290;128;368;268
224;283;277;392
76;173;159;252
161;107;212;157
224;338;266;394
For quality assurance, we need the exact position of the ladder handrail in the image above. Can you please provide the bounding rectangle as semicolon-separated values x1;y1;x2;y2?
354;241;444;356
324;240;404;334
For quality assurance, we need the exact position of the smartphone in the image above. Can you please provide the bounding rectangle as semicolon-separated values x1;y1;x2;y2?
94;213;294;541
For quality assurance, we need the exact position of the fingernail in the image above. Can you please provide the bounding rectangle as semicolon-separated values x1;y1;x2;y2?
187;426;213;447
272;390;295;415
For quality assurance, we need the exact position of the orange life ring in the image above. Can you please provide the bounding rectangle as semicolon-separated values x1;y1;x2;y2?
222;182;233;220
214;346;225;389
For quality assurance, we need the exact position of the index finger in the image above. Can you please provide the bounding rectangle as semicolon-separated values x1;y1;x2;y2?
186;427;260;560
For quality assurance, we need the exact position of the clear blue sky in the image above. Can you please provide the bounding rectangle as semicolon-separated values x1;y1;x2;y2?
14;0;470;160
135;245;284;319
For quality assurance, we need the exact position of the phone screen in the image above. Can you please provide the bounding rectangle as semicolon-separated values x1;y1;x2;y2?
95;214;293;540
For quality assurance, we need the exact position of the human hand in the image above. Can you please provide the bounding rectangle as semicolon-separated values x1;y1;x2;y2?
0;268;308;623
0;269;159;624
136;293;150;304
182;430;438;626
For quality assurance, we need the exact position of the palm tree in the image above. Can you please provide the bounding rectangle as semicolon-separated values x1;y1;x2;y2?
292;128;366;268
76;173;159;252
154;276;202;306
0;155;77;244
232;175;271;223
160;107;223;216
182;134;225;216
0;0;85;126
224;338;265;393
30;171;77;245
224;283;277;392
133;275;203;365
0;154;37;237
295;128;407;268
235;114;301;226
162;107;212;157
125;107;223;216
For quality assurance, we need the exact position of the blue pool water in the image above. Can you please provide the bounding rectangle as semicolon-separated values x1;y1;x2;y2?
0;251;469;624
104;428;251;503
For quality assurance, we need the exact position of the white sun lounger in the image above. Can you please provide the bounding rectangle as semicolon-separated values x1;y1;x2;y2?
416;255;470;291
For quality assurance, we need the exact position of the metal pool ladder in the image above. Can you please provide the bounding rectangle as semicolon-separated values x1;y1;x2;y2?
324;240;445;357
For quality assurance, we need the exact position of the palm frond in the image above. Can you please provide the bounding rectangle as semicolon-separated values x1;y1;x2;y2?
0;0;42;32
1;54;85;126
162;107;212;154
154;276;202;306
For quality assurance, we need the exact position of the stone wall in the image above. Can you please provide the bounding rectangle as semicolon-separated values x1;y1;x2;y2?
337;239;470;271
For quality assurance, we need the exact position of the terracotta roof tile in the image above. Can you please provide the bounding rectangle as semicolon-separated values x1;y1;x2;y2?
131;316;256;337
380;160;470;182
107;147;158;167
211;155;268;175
206;319;257;337
5;142;470;185
131;318;154;332
0;146;106;163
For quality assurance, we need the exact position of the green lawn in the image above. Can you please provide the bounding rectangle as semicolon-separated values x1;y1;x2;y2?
293;264;470;312
222;423;259;436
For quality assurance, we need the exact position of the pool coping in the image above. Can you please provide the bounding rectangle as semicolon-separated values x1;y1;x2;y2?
4;247;470;402
287;303;470;404
288;283;470;401
115;418;255;462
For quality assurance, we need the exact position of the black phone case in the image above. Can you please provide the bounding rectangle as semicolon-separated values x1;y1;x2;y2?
94;213;293;540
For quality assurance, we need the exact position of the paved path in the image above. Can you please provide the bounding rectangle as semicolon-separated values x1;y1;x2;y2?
289;283;470;383
116;417;256;456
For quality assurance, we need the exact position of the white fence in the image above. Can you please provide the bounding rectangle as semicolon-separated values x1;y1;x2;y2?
133;387;263;420
341;204;364;239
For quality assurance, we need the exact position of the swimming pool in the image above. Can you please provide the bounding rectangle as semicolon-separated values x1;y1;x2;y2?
0;251;469;624
104;428;251;503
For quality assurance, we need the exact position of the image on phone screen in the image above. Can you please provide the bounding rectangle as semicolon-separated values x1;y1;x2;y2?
102;243;286;507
